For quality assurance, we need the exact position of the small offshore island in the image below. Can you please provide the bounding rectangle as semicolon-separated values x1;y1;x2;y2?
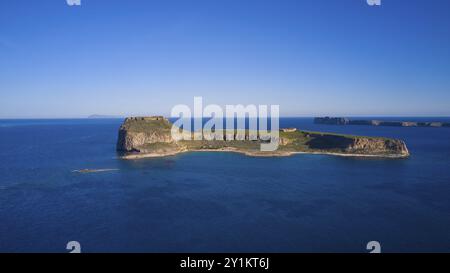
315;117;450;127
116;116;409;159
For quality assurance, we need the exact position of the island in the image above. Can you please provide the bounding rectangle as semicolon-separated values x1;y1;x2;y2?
116;116;410;159
314;117;450;128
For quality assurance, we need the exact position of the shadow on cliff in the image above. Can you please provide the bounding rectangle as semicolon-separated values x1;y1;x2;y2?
306;135;353;150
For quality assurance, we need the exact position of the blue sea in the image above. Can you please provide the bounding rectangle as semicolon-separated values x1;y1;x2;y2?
0;118;449;253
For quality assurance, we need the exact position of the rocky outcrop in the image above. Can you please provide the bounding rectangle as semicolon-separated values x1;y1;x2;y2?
116;117;173;152
303;133;409;157
117;130;173;152
346;138;409;156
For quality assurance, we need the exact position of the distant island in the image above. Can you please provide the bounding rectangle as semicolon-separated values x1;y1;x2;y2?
315;117;450;128
116;116;410;159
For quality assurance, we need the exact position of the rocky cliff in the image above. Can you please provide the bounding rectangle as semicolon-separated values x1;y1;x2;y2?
117;117;173;152
346;137;409;155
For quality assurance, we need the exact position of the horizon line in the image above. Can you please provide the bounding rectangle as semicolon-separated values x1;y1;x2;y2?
1;115;450;120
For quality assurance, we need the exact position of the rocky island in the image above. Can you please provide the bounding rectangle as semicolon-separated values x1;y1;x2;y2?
315;117;450;127
117;116;410;159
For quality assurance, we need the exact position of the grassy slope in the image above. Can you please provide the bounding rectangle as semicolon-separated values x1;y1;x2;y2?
122;118;172;133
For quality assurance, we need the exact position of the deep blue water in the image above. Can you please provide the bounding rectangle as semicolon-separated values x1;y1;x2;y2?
0;118;449;253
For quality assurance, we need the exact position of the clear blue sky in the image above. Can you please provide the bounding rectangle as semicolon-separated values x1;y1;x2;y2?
1;0;450;118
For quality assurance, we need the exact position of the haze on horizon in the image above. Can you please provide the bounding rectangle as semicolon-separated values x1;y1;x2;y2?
1;0;450;118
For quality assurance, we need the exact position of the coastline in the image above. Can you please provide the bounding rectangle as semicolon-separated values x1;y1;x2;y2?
119;148;410;160
116;116;410;160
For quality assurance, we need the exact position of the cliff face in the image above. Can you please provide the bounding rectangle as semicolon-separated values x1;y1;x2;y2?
301;132;409;157
346;138;409;156
116;117;173;152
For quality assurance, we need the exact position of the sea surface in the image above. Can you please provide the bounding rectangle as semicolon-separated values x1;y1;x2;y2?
0;117;449;253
